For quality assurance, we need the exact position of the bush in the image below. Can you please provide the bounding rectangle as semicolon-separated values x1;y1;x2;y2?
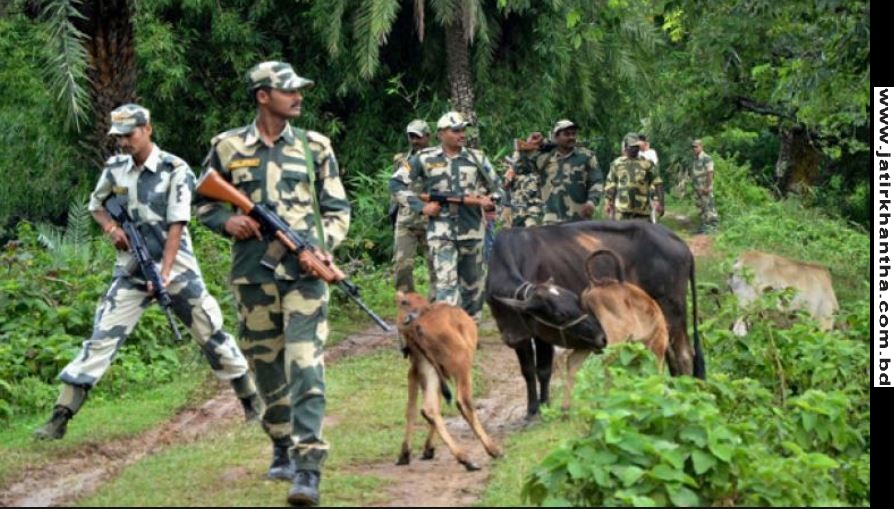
522;340;867;506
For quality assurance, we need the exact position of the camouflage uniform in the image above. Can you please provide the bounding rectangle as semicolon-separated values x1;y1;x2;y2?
604;155;663;221
390;149;436;297
197;105;350;471
691;148;720;230
53;111;255;419
516;145;603;225
391;119;501;320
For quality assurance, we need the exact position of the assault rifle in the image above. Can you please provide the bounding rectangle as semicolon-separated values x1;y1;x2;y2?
197;170;392;332
103;196;183;342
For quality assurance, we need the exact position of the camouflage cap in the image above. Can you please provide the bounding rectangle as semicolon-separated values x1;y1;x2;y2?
436;111;469;130
108;103;150;135
246;61;314;92
623;132;640;149
692;139;703;147
406;119;430;137
550;119;577;139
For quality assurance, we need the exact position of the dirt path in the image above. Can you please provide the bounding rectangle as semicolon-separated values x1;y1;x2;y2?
0;324;395;508
349;325;529;507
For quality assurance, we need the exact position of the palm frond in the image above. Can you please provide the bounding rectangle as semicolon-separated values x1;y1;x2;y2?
352;0;401;78
62;193;91;246
41;0;91;132
430;0;460;26
313;0;346;56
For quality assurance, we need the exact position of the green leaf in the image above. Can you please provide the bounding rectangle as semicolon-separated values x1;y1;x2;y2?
667;485;700;507
691;449;717;474
650;464;685;482
614;465;645;487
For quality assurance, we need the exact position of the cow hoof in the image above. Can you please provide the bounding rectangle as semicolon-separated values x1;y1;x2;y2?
396;451;410;465
487;446;504;459
421;447;435;460
462;460;481;472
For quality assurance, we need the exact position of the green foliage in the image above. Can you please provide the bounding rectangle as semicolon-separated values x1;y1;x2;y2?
40;0;91;131
0;16;89;231
0;221;194;419
522;337;868;506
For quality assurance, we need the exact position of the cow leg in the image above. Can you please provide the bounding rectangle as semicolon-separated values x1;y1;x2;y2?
397;361;419;465
514;340;539;418
421;423;437;460
418;360;478;471
664;309;693;376
562;349;592;412
455;369;502;459
535;338;555;408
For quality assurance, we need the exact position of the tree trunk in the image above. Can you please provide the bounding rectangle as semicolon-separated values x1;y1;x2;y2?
775;125;822;195
444;21;478;148
75;0;137;163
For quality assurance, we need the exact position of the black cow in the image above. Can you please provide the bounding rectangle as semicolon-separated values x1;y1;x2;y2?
485;220;704;418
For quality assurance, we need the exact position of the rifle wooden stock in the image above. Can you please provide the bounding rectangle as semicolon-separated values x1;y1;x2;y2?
419;192;496;210
515;138;541;152
196;170;255;214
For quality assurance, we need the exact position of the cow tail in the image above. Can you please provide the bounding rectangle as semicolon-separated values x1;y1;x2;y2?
413;325;454;403
690;259;706;380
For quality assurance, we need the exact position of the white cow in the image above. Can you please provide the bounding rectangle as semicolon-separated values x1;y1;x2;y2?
729;250;839;335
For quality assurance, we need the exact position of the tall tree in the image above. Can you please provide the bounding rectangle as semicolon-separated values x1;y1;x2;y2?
42;0;137;162
654;0;870;193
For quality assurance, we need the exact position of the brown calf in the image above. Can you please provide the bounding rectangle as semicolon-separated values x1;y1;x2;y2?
561;249;669;409
395;291;503;471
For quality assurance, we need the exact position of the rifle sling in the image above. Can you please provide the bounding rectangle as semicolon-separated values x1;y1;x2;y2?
297;128;328;250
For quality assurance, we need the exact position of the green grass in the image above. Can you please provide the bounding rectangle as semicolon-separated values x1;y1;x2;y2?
77;350;425;506
477;414;583;507
0;368;211;485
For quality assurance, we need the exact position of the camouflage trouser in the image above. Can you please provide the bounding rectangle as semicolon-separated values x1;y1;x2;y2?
393;223;435;299
57;272;254;413
428;238;485;321
692;180;719;227
233;278;329;472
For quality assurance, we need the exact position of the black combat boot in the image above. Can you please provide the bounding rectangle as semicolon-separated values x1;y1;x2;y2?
287;470;321;507
268;444;296;481
34;406;73;440
239;393;263;422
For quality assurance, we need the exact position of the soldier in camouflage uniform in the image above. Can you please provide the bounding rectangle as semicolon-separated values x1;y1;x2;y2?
34;104;260;441
196;62;350;507
604;133;665;221
690;139;719;233
500;151;538;227
515;119;603;225
390;111;502;321
390;119;436;298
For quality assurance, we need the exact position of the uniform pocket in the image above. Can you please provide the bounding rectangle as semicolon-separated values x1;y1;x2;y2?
279;169;314;205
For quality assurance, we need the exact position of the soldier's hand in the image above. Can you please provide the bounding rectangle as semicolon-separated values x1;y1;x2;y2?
504;168;516;183
106;225;130;251
299;248;332;280
580;203;595;219
527;132;544;145
422;202;441;217
604;203;614;217
225;216;263;240
654;202;665;217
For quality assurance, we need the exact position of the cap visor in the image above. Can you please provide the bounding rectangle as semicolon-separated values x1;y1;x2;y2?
108;124;133;135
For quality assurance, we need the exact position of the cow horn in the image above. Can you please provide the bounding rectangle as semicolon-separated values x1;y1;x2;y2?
493;295;530;310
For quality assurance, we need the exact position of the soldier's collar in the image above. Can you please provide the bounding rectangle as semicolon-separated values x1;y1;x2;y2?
129;144;161;173
245;119;296;147
554;147;576;160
